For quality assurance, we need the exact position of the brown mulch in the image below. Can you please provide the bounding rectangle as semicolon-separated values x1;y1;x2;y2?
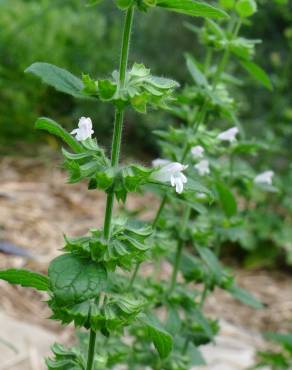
0;157;291;334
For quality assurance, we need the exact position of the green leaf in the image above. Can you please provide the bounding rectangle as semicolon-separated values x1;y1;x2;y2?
215;180;237;218
264;332;292;349
188;343;206;366
219;0;235;9
48;254;107;306
156;0;228;19
139;313;173;359
178;251;205;282
25;62;85;98
116;0;133;9
240;60;273;90
86;0;104;5
165;306;181;335
235;0;257;18
35;117;83;153
196;246;223;283
191;308;213;339
0;269;49;291
185;178;212;196
98;79;117;100
228;284;264;309
185;53;208;86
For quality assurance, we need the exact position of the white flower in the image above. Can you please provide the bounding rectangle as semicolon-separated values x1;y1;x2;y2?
194;159;210;176
191;145;204;159
254;171;274;185
217;127;239;143
152;158;171;168
71;117;94;141
151;162;188;194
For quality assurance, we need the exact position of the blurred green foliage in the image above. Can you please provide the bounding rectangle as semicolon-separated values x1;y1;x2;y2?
0;0;192;154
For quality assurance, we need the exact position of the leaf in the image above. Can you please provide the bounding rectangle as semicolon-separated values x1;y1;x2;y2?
235;0;257;18
185;53;208;86
35;117;83;153
116;0;133;10
165;306;181;335
196;246;223;283
156;0;228;19
86;0;104;5
191;308;213;339
264;332;292;349
185;178;212;196
178;251;205;282
48;254;107;306
98;79;117;100
139;313;173;359
240;60;273;90
215;180;237;218
188;343;206;366
146;76;179;89
0;269;49;291
228;284;264;309
25;62;86;98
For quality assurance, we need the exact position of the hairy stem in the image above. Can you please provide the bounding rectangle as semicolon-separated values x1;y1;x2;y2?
86;7;135;370
86;329;97;370
103;7;134;240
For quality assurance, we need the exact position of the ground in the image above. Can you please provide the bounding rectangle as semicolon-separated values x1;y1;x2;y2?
0;157;291;369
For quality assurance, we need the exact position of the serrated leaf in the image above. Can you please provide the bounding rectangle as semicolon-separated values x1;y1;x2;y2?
25;62;86;98
157;0;228;19
228;283;264;309
215;180;237;218
240;60;273;90
48;254;107;306
139;313;173;358
35;117;83;153
0;269;49;291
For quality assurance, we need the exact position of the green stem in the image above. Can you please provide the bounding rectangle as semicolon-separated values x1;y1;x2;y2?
182;336;190;355
86;7;135;370
169;239;184;294
86;329;97;370
229;152;235;185
128;262;140;289
199;284;209;309
119;7;134;88
103;7;134;241
168;206;191;294
152;194;167;228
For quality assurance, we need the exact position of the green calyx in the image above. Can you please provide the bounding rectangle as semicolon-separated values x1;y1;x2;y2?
82;63;179;113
